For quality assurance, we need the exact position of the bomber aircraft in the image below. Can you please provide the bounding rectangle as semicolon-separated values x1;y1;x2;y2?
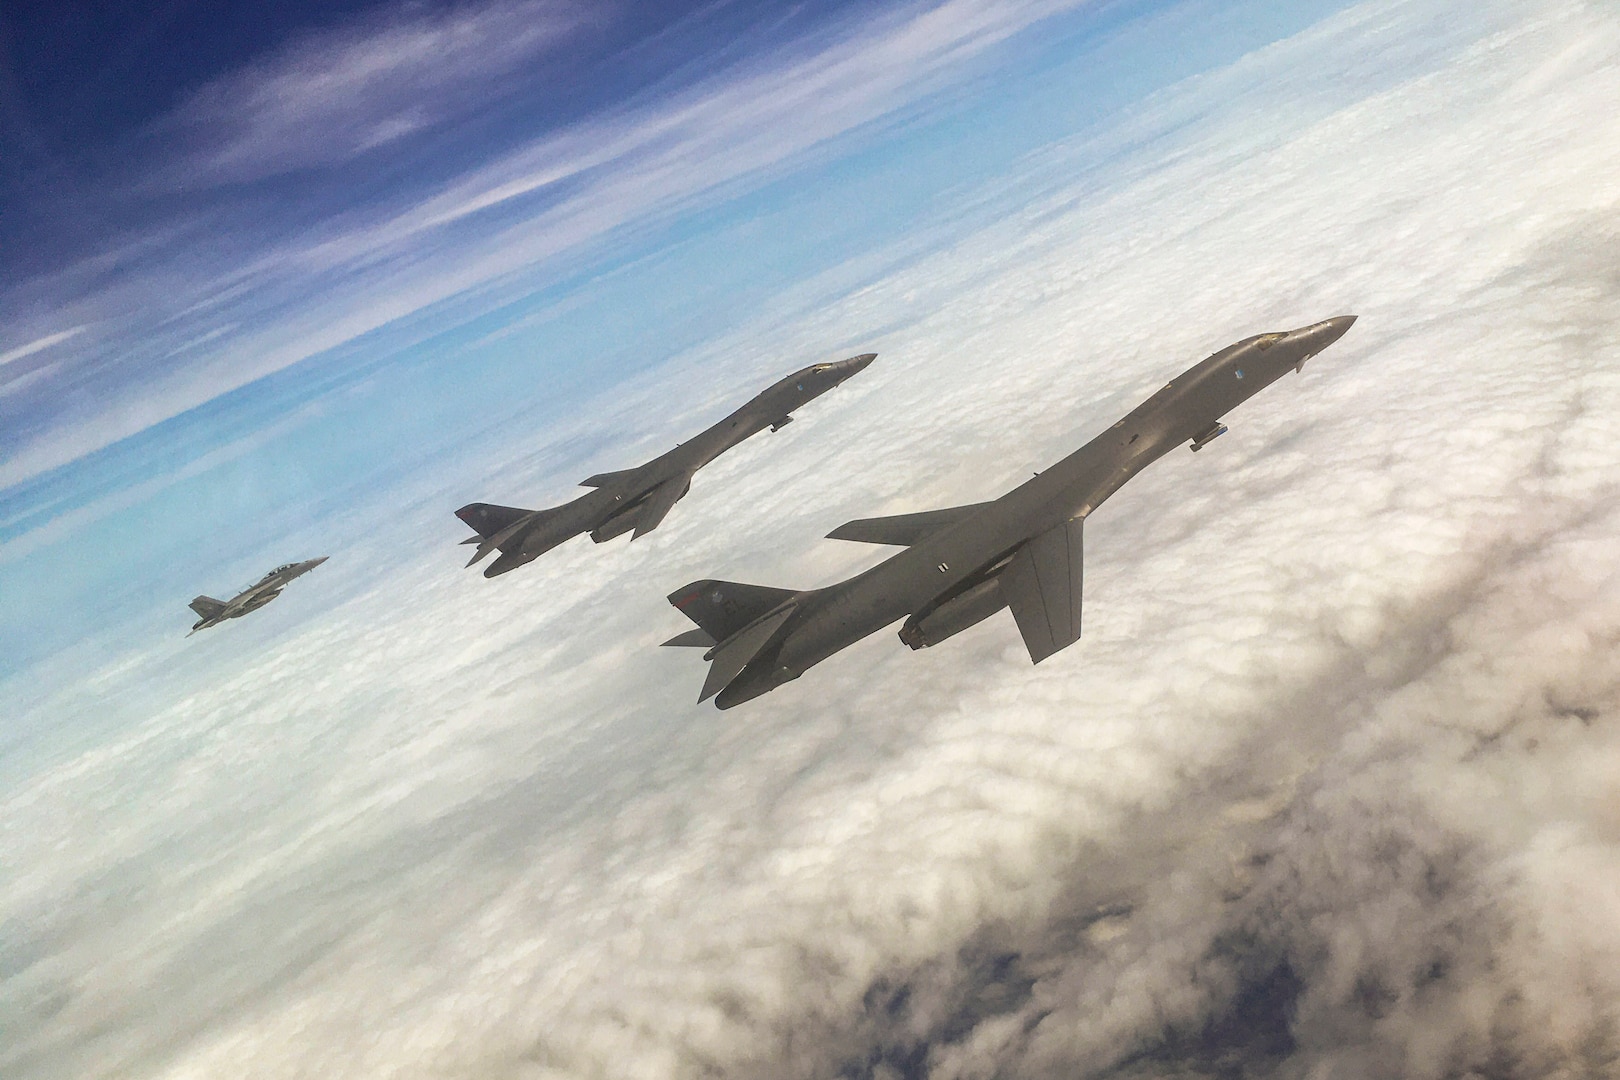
456;353;876;577
664;317;1356;707
187;557;329;635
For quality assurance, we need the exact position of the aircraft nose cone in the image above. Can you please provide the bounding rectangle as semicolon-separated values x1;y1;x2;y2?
310;556;329;568
844;352;877;375
1314;314;1357;344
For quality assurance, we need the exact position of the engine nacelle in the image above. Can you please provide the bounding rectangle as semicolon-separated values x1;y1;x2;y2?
590;503;642;543
898;576;1005;650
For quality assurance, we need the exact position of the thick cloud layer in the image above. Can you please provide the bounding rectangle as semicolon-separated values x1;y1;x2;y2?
4;0;1620;1077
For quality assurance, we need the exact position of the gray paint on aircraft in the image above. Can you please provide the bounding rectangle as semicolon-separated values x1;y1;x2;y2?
187;557;329;635
455;353;877;577
666;317;1357;708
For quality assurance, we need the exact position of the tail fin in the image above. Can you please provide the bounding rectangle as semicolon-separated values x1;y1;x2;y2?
456;502;533;539
189;595;226;619
667;579;799;648
456;502;535;567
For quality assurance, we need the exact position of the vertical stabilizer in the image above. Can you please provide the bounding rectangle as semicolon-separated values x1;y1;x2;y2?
188;596;227;620
667;579;800;645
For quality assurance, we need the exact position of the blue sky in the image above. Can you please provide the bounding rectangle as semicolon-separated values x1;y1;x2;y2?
8;1;1620;1075
0;0;1352;682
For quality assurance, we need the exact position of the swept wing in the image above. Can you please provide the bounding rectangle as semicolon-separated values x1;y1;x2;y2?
826;502;993;546
999;517;1084;663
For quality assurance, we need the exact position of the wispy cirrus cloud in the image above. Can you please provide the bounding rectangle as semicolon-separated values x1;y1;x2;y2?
0;327;85;402
0;0;1089;490
145;0;591;186
0;327;85;370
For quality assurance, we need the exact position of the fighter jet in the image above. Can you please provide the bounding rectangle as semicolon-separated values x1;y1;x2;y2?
187;557;329;635
456;353;877;577
664;317;1356;708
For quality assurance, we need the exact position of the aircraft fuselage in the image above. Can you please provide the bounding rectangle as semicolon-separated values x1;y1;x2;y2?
700;318;1356;707
460;353;877;576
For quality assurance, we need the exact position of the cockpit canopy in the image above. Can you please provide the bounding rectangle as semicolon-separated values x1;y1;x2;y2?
1252;332;1289;351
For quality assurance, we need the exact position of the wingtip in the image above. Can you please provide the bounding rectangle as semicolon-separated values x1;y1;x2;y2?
662;628;717;648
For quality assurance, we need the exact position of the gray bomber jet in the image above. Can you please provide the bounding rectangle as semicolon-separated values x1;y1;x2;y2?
457;353;876;577
664;317;1356;708
187;557;329;635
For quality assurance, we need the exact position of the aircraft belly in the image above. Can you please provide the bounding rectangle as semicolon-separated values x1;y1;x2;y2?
777;548;974;672
498;490;606;556
666;319;1354;707
781;490;1093;672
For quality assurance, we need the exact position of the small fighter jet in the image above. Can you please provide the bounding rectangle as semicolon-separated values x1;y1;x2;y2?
187;557;329;635
664;317;1357;708
456;353;876;577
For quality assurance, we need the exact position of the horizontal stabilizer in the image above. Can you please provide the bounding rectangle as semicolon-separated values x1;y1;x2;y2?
457;502;540;566
669;578;799;646
1001;517;1083;664
662;628;716;648
483;549;533;578
188;595;226;619
580;467;641;488
827;502;992;547
632;475;692;539
700;606;795;703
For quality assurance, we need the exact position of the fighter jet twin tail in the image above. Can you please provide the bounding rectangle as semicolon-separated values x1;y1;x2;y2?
194;318;1356;711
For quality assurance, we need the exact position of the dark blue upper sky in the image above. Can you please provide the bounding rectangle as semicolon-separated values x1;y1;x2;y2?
10;0;1147;478
0;0;879;272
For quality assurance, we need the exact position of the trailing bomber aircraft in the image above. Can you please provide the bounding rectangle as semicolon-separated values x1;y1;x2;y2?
456;353;877;577
664;317;1356;708
187;557;328;635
